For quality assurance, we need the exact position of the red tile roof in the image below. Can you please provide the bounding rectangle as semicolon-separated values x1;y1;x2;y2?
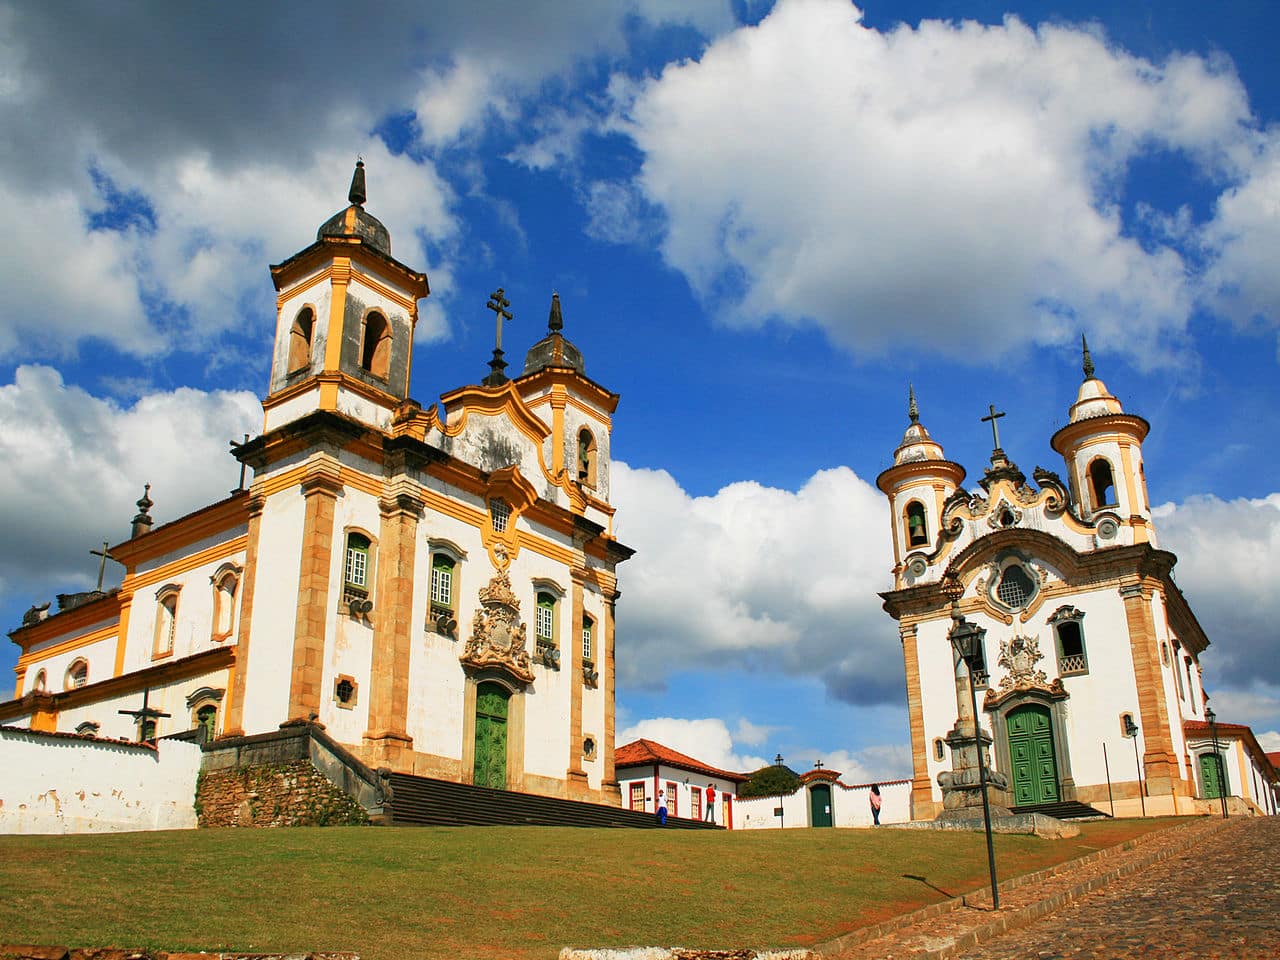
1184;719;1279;782
614;738;748;783
1267;752;1280;772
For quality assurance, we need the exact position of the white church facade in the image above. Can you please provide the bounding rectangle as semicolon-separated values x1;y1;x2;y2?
2;163;632;805
878;346;1278;820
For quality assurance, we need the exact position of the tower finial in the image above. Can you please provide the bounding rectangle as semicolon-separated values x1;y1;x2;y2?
1081;333;1094;381
908;384;919;424
548;292;563;333
348;159;367;206
131;483;154;539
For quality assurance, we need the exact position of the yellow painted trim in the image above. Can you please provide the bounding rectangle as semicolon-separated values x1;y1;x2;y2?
113;595;134;677
12;665;26;699
551;389;566;476
16;623;118;670
324;258;351;372
523;391;615;430
126;536;248;594
348;268;419;312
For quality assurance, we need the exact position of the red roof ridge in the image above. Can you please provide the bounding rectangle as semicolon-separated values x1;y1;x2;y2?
615;737;747;782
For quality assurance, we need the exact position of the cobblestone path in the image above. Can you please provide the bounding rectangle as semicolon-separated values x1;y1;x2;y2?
953;816;1280;960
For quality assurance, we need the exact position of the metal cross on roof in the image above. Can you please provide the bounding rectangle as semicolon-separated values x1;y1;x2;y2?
89;541;121;592
484;287;514;386
980;403;1006;451
118;687;171;743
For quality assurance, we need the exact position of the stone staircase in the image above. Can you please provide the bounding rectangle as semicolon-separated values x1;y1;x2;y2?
386;771;721;829
1011;799;1111;820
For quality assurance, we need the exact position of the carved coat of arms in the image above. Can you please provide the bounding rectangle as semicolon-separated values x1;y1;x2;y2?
995;634;1049;693
460;568;534;684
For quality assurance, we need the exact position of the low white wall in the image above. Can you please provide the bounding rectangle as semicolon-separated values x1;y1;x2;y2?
0;727;202;834
736;779;912;829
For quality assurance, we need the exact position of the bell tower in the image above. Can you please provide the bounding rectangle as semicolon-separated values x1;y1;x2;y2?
876;387;967;586
263;161;430;434
1050;337;1155;545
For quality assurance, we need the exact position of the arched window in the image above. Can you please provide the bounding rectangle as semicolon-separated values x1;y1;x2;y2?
1049;605;1088;675
582;614;595;663
75;721;100;736
210;566;240;642
577;429;597;487
905;501;928;547
1089;458;1116;509
344;532;372;608
195;703;218;743
933;737;946;761
430;553;457;627
334;675;358;708
31;669;47;694
360;311;392;379
536;591;558;649
287;307;314;375
153;586;180;658
65;658;89;691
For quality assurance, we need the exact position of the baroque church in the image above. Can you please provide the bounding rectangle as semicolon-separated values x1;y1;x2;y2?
878;346;1278;819
3;163;632;805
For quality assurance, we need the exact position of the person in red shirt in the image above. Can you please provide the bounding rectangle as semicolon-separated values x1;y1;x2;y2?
705;783;716;823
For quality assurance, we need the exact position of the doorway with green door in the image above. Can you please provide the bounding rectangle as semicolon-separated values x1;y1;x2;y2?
1199;751;1229;799
473;681;511;790
1006;702;1060;805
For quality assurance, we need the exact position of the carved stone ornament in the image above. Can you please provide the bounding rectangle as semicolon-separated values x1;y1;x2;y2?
986;500;1023;529
994;633;1062;696
460;568;535;684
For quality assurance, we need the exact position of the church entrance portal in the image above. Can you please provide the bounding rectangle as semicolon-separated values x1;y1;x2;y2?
1007;703;1060;805
1199;752;1228;799
473;682;510;789
809;783;833;827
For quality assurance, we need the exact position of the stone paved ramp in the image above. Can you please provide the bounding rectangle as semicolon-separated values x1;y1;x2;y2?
818;816;1263;959
952;815;1280;960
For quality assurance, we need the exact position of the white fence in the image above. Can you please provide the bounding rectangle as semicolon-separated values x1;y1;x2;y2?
0;726;201;834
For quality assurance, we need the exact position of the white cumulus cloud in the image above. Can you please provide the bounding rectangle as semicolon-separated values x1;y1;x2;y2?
616;0;1268;368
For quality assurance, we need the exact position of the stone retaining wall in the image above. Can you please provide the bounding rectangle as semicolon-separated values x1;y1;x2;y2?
196;759;369;827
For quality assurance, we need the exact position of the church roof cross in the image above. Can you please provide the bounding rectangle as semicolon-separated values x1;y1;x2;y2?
484;287;514;386
981;403;1006;451
89;540;121;592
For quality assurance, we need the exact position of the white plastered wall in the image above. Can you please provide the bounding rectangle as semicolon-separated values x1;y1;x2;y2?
21;621;117;696
0;728;201;834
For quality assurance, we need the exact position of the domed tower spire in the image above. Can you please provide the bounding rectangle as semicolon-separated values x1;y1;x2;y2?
348;159;367;206
1051;340;1154;544
263;160;429;435
876;388;966;585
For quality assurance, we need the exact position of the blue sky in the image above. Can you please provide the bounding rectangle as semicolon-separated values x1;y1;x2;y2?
2;0;1279;779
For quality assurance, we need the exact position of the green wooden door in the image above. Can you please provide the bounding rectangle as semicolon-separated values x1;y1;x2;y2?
1200;753;1228;799
473;683;510;789
1007;704;1060;805
809;783;833;827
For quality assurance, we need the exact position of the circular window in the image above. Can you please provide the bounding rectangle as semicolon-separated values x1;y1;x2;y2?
995;565;1036;609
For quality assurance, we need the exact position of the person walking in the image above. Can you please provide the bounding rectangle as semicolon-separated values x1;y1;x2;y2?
869;783;882;826
656;789;668;826
705;783;716;824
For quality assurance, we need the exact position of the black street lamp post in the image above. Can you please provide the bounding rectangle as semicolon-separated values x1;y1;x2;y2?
948;614;1000;911
1206;706;1229;819
1123;714;1146;818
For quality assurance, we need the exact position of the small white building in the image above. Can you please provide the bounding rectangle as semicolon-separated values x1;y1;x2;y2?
615;738;747;827
736;770;912;829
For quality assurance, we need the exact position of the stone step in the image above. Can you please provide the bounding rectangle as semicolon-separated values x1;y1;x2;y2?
386;772;721;829
1010;799;1111;820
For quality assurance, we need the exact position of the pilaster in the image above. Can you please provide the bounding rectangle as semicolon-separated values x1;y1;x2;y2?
363;484;423;764
285;461;343;724
221;492;265;737
566;568;589;799
1120;580;1182;797
899;622;934;814
601;588;621;804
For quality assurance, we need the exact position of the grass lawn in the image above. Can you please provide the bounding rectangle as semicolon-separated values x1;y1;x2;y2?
0;818;1180;959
